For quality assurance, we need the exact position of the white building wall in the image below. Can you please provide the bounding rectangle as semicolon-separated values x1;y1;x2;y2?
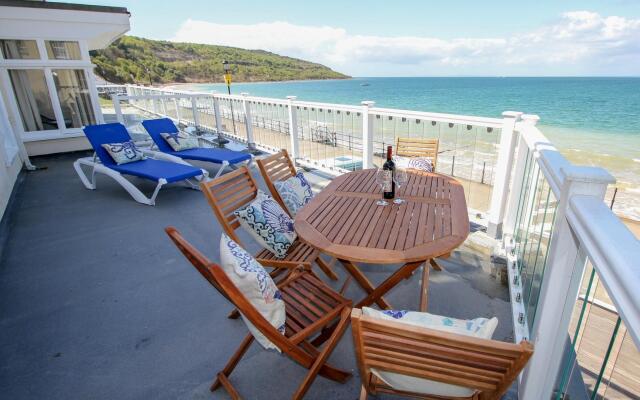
0;90;23;221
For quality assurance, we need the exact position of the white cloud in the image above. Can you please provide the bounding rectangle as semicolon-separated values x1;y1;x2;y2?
171;11;640;76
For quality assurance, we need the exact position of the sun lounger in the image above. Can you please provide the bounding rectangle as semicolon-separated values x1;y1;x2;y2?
141;118;252;178
74;122;208;206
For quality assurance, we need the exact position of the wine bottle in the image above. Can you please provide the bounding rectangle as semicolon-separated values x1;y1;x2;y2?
382;145;395;199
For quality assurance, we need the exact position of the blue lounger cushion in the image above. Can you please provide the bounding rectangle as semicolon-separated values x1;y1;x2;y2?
83;123;203;182
170;147;251;164
110;159;203;183
141;118;251;164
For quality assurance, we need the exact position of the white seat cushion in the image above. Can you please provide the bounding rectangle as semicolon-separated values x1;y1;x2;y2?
101;140;145;164
219;234;286;351
274;171;314;216
161;132;199;151
234;190;297;258
362;307;498;398
393;155;433;172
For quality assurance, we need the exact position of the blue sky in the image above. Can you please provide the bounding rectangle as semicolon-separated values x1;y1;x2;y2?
74;0;640;76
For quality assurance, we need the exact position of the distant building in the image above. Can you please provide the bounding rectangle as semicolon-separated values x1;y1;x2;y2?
0;0;130;219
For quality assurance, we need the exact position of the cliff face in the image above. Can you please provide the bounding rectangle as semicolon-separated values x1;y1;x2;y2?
90;36;349;84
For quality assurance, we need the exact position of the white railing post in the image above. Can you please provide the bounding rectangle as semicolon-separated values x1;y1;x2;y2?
519;166;615;400
212;95;223;133
174;98;181;124
241;92;258;152
503;114;539;235
112;94;124;124
160;97;168;118
487;111;523;238
361;101;375;169
191;96;200;129
286;96;299;161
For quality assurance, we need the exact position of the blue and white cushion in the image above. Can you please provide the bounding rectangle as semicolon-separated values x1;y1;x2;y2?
362;307;498;398
220;234;286;351
101;140;145;164
274;171;314;216
160;132;199;151
394;155;433;172
234;190;297;259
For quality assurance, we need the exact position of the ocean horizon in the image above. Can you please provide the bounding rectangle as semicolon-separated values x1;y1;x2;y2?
168;77;640;221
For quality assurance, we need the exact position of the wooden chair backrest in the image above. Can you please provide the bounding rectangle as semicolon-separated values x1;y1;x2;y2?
255;149;297;216
395;137;439;169
351;309;533;400
165;226;291;348
200;166;259;244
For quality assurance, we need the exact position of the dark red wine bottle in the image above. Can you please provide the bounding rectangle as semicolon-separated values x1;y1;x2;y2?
383;145;395;199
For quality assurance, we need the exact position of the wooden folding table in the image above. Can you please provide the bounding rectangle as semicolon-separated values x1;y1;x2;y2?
295;168;469;310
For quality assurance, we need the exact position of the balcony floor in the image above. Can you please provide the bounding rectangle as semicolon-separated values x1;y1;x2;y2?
0;151;515;399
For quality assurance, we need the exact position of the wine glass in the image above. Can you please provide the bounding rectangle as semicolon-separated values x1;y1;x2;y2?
393;168;408;204
375;168;390;206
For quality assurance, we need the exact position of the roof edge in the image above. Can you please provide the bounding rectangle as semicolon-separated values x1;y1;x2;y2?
0;0;129;15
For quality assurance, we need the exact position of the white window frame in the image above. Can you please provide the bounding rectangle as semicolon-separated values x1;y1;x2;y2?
0;37;102;142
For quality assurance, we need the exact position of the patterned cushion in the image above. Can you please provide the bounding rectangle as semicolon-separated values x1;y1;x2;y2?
273;171;314;216
219;234;286;351
160;132;199;151
394;155;433;172
362;307;498;398
101;141;145;165
234;190;297;259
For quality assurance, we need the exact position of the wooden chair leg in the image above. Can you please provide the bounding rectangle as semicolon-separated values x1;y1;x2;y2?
211;333;254;392
292;308;352;400
339;275;352;295
316;256;339;281
359;385;368;400
419;262;430;312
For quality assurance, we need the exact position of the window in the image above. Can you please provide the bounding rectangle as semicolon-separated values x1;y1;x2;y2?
52;69;96;128
45;41;81;60
0;39;40;59
8;70;57;131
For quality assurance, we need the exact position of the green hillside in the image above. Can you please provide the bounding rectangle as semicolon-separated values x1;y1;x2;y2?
90;36;349;84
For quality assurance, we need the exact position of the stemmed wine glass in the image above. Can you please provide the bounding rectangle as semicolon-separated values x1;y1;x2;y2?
375;168;390;206
393;168;408;204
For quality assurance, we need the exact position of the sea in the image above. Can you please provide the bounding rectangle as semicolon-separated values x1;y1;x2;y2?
170;77;640;221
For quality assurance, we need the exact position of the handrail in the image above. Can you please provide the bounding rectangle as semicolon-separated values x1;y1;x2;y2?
566;195;640;348
370;106;503;128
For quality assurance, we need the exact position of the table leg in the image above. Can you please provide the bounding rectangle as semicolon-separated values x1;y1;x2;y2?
338;259;391;309
419;262;430;312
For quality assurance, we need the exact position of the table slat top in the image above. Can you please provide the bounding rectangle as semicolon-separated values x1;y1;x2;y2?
295;169;469;264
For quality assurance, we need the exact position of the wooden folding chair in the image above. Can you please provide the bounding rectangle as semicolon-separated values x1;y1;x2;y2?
351;309;533;400
396;137;447;281
166;227;352;399
395;137;439;170
255;150;338;281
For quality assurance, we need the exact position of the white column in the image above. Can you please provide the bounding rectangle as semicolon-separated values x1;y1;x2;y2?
361;101;375;169
212;96;223;133
286;96;299;160
519;165;615;400
85;68;104;124
112;94;124;124
241;93;256;150
503;115;539;235
487;111;523;238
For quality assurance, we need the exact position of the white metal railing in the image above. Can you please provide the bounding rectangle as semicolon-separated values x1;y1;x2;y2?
502;119;640;399
101;84;514;221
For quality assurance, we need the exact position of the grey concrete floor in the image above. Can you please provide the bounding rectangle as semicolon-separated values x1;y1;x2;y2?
0;151;515;399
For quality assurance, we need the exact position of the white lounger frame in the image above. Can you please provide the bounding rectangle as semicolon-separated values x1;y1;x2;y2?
73;153;209;206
